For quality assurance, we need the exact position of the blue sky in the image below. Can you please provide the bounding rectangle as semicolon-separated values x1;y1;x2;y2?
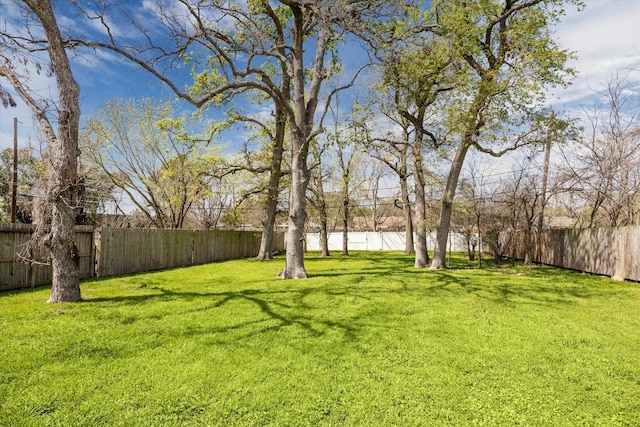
1;0;639;153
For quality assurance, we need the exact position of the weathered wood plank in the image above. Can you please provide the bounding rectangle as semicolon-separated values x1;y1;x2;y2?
0;225;283;288
506;226;640;282
0;225;94;290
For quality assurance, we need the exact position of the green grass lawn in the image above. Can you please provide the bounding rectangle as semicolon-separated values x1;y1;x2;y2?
1;252;639;426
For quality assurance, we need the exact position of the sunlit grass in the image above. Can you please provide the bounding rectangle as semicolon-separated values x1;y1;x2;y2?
1;252;639;426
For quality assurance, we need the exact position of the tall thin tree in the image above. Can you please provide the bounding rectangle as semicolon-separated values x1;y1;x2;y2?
427;0;579;269
0;0;82;302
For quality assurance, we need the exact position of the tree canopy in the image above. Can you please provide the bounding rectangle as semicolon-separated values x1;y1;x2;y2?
0;0;592;286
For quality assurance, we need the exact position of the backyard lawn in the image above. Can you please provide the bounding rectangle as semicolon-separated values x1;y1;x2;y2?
1;252;639;426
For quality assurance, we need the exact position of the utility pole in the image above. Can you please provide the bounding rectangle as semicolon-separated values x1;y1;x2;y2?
11;117;18;223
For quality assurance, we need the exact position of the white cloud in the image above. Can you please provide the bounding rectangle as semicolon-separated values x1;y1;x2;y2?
550;0;640;109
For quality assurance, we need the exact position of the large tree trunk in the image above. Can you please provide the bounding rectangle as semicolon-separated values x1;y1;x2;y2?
314;146;331;257
283;141;309;278
399;172;414;254
319;209;330;257
46;91;81;301
280;7;330;278
258;205;278;259
431;140;471;269
257;109;286;260
397;136;414;254
412;131;429;267
47;192;81;303
342;195;349;257
32;0;82;302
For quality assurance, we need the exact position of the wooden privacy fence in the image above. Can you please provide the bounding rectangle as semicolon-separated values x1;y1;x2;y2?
95;228;282;277
0;223;95;291
0;226;285;291
505;226;640;281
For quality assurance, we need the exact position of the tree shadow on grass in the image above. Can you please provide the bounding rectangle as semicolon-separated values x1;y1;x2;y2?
310;253;607;308
88;285;363;343
308;259;564;309
424;266;602;308
83;253;612;346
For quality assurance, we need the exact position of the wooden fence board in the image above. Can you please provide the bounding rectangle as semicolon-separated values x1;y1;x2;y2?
94;228;275;278
0;225;284;290
626;227;640;281
507;226;640;282
0;224;94;291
